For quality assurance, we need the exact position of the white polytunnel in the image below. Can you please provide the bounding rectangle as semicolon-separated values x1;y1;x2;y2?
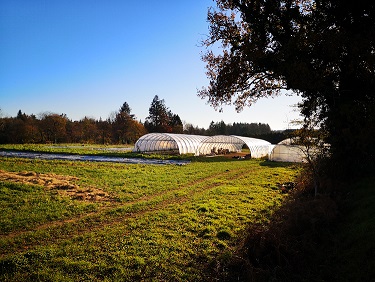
133;133;272;158
196;135;271;158
268;138;306;163
133;133;207;154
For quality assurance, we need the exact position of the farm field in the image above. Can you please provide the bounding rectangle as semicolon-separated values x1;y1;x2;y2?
0;147;300;281
0;144;135;157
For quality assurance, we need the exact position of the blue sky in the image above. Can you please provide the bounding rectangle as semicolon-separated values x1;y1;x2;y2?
0;0;302;130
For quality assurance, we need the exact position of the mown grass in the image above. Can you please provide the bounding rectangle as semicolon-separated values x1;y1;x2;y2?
0;149;301;281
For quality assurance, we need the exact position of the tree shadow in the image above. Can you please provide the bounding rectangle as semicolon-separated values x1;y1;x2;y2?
203;168;340;282
259;159;303;169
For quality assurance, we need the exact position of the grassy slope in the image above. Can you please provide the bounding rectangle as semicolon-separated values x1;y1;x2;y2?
0;153;300;281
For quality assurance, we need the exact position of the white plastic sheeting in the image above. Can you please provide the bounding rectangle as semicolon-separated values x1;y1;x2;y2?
133;133;272;158
133;133;207;154
268;139;306;163
196;135;271;158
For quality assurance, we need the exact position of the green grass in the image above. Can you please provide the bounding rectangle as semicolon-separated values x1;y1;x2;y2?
0;149;301;281
0;143;132;153
0;181;96;234
0;143;190;160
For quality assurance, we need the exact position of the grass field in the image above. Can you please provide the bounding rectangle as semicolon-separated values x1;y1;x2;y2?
0;145;301;281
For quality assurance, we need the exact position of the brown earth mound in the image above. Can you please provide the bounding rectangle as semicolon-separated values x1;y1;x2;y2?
0;170;111;202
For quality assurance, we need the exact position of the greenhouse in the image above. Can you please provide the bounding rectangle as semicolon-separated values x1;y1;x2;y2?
133;133;207;155
196;135;271;158
268;139;306;163
133;133;272;157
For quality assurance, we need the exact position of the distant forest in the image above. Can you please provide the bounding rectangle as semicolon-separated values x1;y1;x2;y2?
0;97;290;144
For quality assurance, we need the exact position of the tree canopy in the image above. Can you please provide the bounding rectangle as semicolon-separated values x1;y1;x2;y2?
113;102;146;144
0;103;146;144
145;95;183;133
200;0;375;177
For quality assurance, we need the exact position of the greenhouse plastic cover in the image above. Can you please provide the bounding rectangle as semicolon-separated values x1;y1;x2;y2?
133;133;207;154
196;135;271;158
133;133;271;158
268;138;306;163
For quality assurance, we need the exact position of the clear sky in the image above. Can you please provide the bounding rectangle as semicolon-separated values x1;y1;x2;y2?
0;0;302;130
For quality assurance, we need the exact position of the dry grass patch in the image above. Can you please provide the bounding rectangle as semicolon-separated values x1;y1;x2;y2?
0;170;111;202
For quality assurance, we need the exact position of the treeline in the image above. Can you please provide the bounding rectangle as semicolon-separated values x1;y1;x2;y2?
0;95;282;144
184;121;290;143
209;121;271;136
0;96;182;144
0;110;145;144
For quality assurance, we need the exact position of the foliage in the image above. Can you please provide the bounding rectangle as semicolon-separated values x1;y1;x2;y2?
0;104;147;145
183;122;208;135
208;120;271;136
199;0;375;178
112;103;146;144
289;118;330;195
0;154;300;281
0;105;277;145
144;95;183;133
119;102;133;117
39;113;68;143
256;129;293;144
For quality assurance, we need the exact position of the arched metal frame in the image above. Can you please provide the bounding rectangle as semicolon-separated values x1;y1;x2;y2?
133;133;271;158
196;135;244;155
196;135;271;158
269;144;306;162
133;133;207;154
269;139;311;163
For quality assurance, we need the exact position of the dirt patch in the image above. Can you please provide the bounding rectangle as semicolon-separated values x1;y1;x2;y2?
0;170;112;202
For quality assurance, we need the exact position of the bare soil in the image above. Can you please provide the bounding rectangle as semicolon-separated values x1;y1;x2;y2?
0;169;111;202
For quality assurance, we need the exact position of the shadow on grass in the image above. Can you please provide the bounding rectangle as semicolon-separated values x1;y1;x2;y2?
205;174;375;282
259;159;303;168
